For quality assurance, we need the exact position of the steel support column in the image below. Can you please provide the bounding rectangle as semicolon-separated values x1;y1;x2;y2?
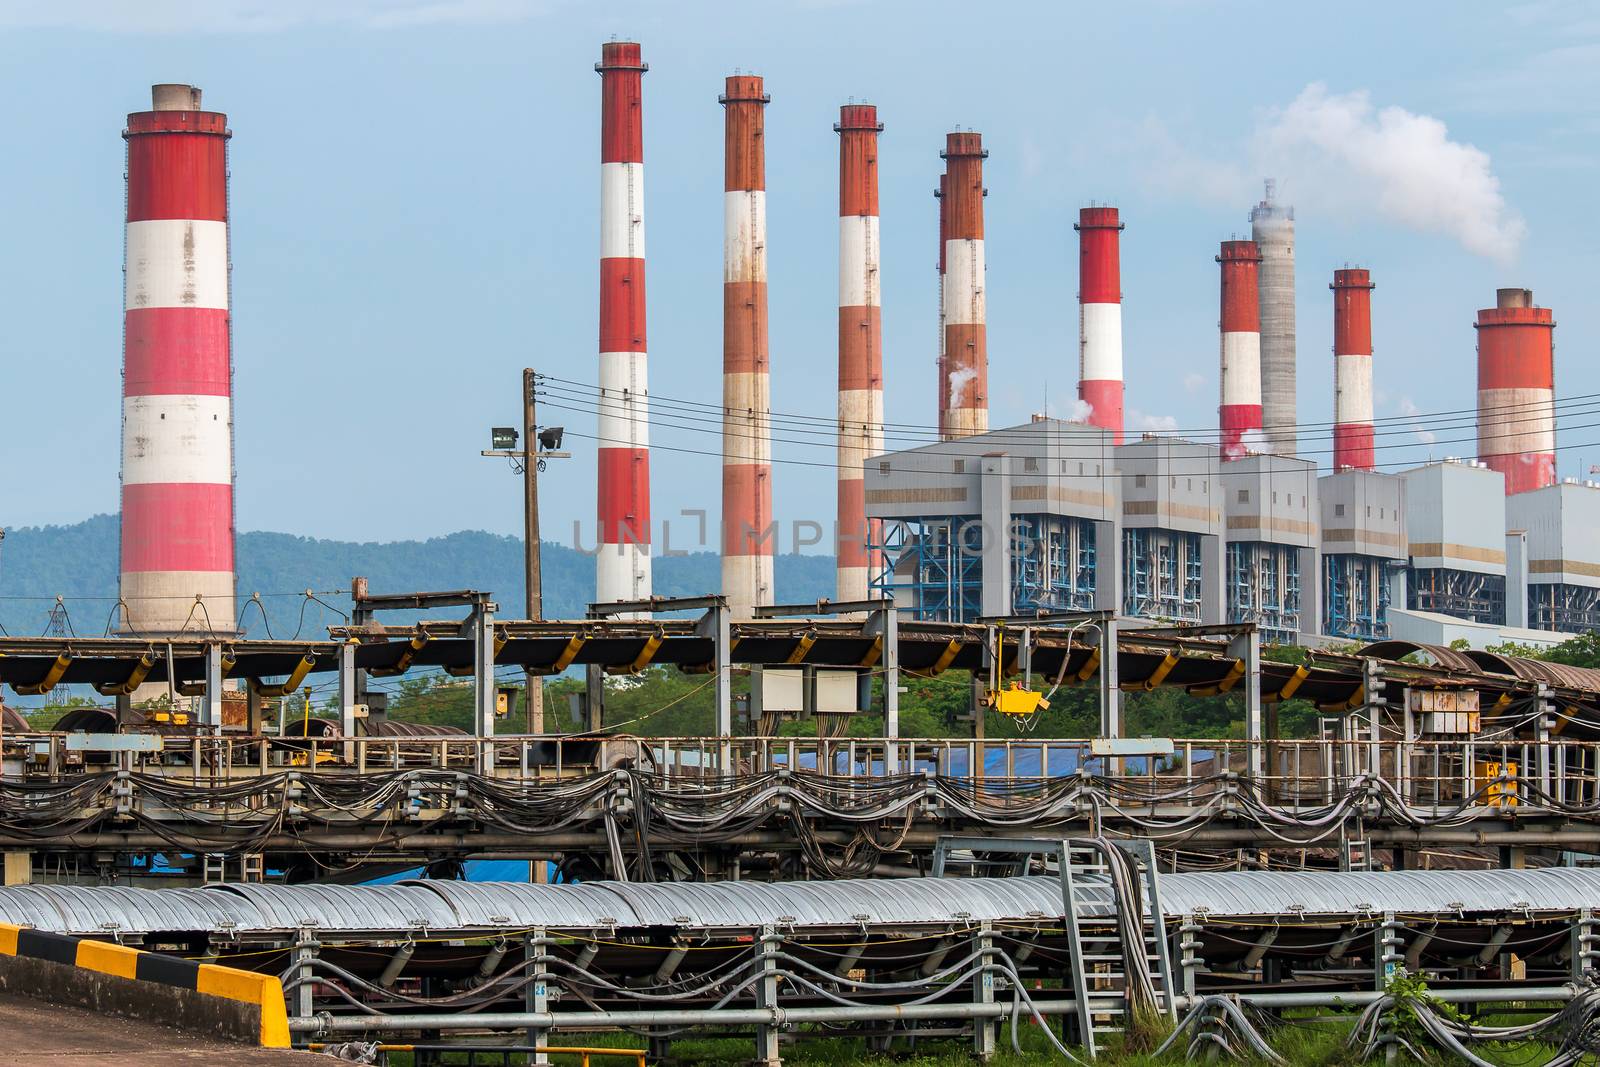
1229;627;1263;781
202;642;224;730
972;922;997;1060
754;927;783;1066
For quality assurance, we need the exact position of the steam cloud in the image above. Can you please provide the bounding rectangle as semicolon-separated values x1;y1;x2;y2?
1257;84;1526;263
947;367;978;406
1141;84;1527;263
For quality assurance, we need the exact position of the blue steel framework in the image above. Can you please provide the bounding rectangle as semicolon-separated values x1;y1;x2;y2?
870;515;1097;622
1408;568;1506;627
1122;529;1203;623
1323;554;1392;642
1227;542;1300;644
871;517;984;621
1529;584;1600;634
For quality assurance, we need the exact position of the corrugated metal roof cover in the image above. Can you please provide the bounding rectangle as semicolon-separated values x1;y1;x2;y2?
1156;868;1600;917
403;880;639;929
1;867;1597;936
199;882;460;932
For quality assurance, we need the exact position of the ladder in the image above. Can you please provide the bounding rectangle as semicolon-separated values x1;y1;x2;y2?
1060;838;1175;1058
930;836;1174;1058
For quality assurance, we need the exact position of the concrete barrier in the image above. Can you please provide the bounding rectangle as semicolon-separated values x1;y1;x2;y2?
0;922;289;1047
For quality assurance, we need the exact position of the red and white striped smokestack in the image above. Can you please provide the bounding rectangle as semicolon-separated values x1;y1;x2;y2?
1217;239;1263;462
721;74;773;617
595;41;652;610
1076;206;1124;443
941;131;987;440
1331;268;1376;471
1477;288;1556;495
835;104;884;603
120;84;235;635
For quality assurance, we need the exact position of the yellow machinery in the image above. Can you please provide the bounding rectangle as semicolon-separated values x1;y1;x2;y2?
979;626;1050;724
1475;760;1519;809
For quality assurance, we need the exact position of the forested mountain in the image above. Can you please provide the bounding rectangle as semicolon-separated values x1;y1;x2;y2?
0;515;836;637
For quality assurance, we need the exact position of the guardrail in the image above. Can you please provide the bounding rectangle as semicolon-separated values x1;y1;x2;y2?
3;732;1597;814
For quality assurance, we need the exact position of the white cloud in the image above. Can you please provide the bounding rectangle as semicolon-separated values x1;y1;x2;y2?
1137;84;1526;264
1182;372;1206;394
0;0;555;32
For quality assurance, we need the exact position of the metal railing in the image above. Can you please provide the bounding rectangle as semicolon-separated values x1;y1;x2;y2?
3;732;1598;814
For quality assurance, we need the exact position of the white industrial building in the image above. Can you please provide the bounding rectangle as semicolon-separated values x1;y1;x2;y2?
865;424;1597;649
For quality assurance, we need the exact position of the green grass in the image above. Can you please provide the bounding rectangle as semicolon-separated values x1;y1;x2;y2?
363;1008;1574;1065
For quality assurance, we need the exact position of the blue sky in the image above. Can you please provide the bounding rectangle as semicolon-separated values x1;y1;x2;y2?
1;0;1595;551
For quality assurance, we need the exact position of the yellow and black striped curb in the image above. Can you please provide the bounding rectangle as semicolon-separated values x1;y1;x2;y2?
0;921;289;1047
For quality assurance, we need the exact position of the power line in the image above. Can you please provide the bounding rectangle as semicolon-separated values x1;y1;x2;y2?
536;372;1590;439
538;394;1588;470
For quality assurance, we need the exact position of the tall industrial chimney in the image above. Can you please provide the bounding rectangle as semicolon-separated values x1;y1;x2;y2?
120;84;236;635
595;41;653;610
1076;206;1124;443
720;74;773;617
1476;287;1556;494
1217;239;1263;462
1251;180;1296;456
1331;268;1376;471
935;170;948;435
940;131;987;440
835;104;884;603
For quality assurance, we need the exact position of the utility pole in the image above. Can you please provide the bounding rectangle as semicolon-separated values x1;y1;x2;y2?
484;370;568;734
522;367;544;733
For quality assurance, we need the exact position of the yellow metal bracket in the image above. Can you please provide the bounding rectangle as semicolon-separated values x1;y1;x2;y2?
927;639;962;676
1073;647;1101;683
371;633;431;677
858;636;883;668
608;634;664;676
1187;658;1245;697
448;631;508;676
257;653;318;698
1121;650;1178;692
785;634;816;665
95;653;156;697
1265;664;1310;704
1317;683;1366;713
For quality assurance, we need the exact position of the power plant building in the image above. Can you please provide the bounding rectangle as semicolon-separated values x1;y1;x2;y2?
1318;470;1405;641
1507;482;1600;634
866;420;1119;620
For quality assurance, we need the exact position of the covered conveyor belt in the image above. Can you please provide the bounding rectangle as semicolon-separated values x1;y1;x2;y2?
5;623;1600;726
4;866;1600;937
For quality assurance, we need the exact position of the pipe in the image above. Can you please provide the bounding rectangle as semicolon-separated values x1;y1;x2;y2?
1217;239;1263;461
720;72;774;617
940;131;987;440
378;940;415;988
1331;268;1376;471
292;999;1082;1034
1476;287;1556;493
120;84;237;637
595;40;653;610
934;170;949;438
834;102;884;603
1076;206;1124;443
1193;985;1576;1011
